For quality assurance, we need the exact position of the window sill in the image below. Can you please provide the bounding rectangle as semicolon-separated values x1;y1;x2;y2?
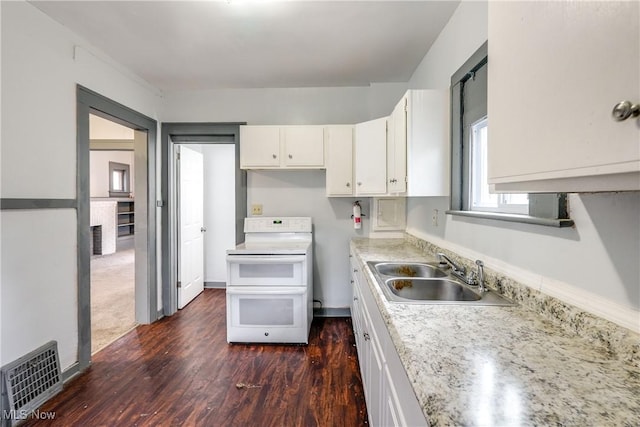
446;210;574;228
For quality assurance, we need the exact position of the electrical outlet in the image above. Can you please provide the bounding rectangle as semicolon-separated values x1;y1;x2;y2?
251;204;263;215
432;209;439;227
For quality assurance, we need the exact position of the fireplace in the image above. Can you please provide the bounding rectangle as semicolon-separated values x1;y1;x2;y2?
90;225;102;256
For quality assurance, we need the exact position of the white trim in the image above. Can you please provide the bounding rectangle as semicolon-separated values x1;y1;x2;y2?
405;227;640;333
488;160;640;183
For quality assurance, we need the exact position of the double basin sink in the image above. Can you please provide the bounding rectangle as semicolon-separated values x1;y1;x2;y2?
366;261;514;306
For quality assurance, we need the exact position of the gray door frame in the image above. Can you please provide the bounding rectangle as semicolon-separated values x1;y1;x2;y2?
160;123;246;317
77;86;158;371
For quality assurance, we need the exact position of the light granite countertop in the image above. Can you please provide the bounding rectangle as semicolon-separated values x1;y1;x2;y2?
350;237;640;427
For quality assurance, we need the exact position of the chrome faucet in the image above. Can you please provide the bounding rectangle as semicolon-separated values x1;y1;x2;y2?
437;253;487;292
475;260;486;293
437;253;466;277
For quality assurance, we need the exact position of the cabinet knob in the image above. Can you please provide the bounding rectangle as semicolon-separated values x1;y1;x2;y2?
272;154;277;159
353;268;358;273
353;296;358;301
288;154;293;159
357;182;362;186
612;101;640;121
346;182;351;187
363;332;370;341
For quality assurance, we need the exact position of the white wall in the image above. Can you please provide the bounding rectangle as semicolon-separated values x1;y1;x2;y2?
202;144;236;284
89;151;135;198
406;1;640;322
160;80;407;310
1;1;161;369
160;83;407;124
247;170;372;308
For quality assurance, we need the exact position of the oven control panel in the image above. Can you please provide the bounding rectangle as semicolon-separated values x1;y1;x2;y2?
244;217;312;233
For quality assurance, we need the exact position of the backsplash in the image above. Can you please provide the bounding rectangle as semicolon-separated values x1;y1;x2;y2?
404;232;640;367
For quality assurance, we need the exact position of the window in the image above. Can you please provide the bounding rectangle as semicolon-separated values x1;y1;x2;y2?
469;118;528;215
448;42;573;227
109;161;130;197
112;169;126;192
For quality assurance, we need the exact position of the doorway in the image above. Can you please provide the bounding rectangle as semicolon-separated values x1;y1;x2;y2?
175;143;237;309
161;124;246;317
88;114;138;352
77;86;158;371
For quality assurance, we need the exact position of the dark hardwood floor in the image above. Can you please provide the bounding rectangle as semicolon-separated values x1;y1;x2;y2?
24;289;367;426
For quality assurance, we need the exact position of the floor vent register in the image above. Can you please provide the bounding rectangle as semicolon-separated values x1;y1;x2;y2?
1;341;62;426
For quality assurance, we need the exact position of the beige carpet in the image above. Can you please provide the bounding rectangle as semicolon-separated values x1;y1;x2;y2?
91;247;136;354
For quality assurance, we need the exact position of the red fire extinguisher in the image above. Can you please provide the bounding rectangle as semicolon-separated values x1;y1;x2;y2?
353;201;362;230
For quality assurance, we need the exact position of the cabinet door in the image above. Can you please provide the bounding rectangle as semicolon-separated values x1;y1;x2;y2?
488;1;640;192
362;300;384;427
326;126;354;196
355;117;388;195
351;283;364;360
382;364;407;427
406;89;449;197
350;258;364;361
282;126;325;167
240;126;281;168
388;96;407;194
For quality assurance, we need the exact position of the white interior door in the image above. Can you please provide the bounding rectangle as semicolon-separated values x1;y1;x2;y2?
178;145;204;309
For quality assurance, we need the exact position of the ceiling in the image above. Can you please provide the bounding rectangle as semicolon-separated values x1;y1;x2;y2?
30;1;460;91
90;114;134;140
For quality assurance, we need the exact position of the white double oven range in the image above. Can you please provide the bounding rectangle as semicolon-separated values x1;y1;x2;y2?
225;217;313;344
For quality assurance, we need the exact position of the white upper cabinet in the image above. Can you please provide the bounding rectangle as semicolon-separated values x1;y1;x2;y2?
325;125;354;196
240;125;324;169
386;90;449;197
355;117;388;196
240;126;281;168
488;1;640;192
387;98;407;194
282;126;324;167
404;90;449;197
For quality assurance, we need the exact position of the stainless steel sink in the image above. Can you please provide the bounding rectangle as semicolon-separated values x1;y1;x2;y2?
386;278;481;301
372;262;447;278
366;261;515;306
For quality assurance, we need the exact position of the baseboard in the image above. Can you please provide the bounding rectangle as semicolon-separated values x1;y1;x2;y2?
205;281;226;289
61;362;80;383
313;307;351;317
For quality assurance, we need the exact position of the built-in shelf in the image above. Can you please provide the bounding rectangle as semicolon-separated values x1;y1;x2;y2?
116;200;134;238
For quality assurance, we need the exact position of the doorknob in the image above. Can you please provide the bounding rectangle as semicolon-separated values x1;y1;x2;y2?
201;227;207;233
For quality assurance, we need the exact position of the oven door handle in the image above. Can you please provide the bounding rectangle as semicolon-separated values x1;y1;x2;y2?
226;255;306;264
226;287;307;295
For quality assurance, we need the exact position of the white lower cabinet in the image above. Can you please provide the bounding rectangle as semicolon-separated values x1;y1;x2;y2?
383;363;406;427
362;297;385;426
350;253;428;427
